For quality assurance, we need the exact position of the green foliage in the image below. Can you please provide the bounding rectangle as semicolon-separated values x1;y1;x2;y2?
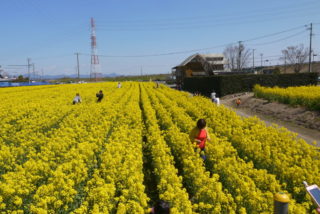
183;73;318;97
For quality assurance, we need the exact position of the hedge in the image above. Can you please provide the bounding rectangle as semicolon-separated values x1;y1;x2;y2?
182;73;318;97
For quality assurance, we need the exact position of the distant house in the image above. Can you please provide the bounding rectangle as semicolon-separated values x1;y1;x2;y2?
0;68;7;80
172;53;227;86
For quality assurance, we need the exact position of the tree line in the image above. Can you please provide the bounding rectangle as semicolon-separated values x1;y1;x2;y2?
223;43;309;73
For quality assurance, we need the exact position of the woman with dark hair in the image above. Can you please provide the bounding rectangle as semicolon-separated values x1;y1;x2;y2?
149;200;170;214
96;90;104;102
189;119;211;161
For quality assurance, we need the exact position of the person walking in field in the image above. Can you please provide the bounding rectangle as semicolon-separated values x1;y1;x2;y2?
117;82;122;88
96;90;104;102
236;98;241;107
211;91;220;106
189;119;211;161
72;93;81;104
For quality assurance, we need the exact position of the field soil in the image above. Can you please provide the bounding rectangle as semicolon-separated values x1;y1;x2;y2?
220;92;320;146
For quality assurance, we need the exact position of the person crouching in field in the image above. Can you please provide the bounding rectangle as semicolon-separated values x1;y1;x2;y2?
96;90;104;102
72;93;81;105
189;119;211;161
148;200;170;214
236;98;241;107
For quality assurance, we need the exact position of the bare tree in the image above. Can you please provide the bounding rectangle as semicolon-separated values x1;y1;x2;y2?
223;45;237;71
280;44;308;73
223;44;251;71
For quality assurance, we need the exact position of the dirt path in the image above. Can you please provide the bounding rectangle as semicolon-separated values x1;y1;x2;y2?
220;93;320;147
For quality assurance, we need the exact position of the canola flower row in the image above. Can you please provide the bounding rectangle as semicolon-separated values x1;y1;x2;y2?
140;85;193;213
158;84;319;212
73;83;148;213
0;83;134;213
253;84;320;110
148;85;306;213
0;82;319;213
142;85;235;213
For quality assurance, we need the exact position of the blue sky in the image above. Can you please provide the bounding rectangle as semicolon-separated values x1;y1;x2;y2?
1;0;320;77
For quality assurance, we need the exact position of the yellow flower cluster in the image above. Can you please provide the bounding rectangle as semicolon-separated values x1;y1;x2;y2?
0;82;318;213
142;85;236;214
157;84;317;213
140;85;193;214
254;84;320;110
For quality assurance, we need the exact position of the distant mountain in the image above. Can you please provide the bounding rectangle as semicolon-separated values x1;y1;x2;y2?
104;73;119;78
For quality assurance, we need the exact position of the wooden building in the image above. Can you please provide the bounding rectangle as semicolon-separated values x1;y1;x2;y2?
172;53;226;87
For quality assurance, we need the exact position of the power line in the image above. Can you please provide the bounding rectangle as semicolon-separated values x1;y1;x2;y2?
242;25;305;42
96;5;320;31
78;26;310;58
32;54;73;60
246;30;307;46
98;1;318;25
80;43;234;58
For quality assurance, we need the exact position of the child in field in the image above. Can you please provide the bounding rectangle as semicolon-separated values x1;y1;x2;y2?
72;93;81;104
148;200;170;214
96;90;104;102
236;98;241;107
211;92;220;106
117;82;121;88
213;97;220;106
189;119;211;161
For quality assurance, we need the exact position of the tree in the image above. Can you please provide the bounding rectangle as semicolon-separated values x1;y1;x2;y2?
223;45;237;71
12;75;29;82
280;44;308;73
223;43;251;71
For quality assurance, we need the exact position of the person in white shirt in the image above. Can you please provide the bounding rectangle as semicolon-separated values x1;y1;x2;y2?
211;92;216;101
73;93;81;104
117;82;122;88
213;97;220;106
211;91;220;106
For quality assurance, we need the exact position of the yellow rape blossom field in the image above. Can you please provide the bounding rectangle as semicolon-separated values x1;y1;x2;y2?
254;84;320;110
0;82;319;214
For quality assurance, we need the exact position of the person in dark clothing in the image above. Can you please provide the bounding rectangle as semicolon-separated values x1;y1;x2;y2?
149;200;170;214
96;90;104;102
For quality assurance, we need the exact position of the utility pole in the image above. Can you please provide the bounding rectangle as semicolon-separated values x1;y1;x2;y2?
260;54;263;67
90;18;99;81
308;23;313;73
252;49;255;72
238;41;242;72
75;53;80;81
32;63;35;81
27;58;31;84
284;54;287;73
140;66;143;76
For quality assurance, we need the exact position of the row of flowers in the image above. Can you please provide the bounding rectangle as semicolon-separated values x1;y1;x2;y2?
253;84;320;110
159;84;318;212
0;82;318;213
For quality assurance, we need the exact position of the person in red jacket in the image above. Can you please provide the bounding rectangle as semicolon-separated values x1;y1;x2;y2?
236;98;241;107
189;119;211;161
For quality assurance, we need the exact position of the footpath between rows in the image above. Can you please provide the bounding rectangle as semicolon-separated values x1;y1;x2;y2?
220;93;320;147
